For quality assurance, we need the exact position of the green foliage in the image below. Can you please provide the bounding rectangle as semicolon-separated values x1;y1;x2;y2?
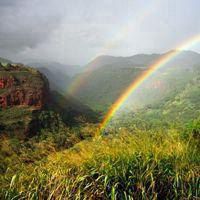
38;110;65;131
0;107;33;136
182;118;200;141
49;91;99;126
110;72;200;131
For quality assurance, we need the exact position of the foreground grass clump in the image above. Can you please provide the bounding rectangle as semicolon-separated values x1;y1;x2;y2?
1;129;199;200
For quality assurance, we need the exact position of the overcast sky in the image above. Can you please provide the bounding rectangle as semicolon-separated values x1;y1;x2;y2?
0;0;200;65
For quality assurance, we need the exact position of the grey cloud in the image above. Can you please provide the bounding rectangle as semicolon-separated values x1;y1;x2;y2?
0;0;62;54
0;0;17;7
0;0;200;64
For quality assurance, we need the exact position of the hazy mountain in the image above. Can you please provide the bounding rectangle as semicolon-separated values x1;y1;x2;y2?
27;61;84;92
72;50;200;111
28;61;82;77
108;71;200;130
49;91;98;125
84;54;159;71
85;50;200;71
36;66;71;91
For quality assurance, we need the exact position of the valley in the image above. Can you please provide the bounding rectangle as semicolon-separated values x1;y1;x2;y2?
0;1;199;199
0;51;199;199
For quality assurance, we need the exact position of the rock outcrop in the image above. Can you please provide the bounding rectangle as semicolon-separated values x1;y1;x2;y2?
0;62;49;109
0;62;50;136
0;61;98;136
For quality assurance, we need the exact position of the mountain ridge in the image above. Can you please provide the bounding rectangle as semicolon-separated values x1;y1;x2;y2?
85;50;200;71
72;50;200;111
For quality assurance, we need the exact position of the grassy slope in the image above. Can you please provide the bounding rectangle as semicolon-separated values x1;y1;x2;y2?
0;128;199;199
0;55;199;199
0;106;33;128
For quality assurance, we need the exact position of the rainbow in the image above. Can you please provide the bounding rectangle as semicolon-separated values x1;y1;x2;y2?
100;34;200;131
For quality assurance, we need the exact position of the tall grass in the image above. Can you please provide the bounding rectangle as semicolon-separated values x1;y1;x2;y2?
1;129;199;199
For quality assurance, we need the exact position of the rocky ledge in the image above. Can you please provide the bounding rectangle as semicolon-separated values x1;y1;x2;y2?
0;62;49;109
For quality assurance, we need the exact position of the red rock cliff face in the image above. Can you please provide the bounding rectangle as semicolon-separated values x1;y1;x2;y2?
0;77;15;88
0;63;49;109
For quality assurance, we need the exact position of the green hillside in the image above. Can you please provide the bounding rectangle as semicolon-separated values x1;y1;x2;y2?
72;51;200;111
0;118;199;199
49;91;99;125
162;73;200;122
0;55;199;199
73;66;142;110
108;70;200;131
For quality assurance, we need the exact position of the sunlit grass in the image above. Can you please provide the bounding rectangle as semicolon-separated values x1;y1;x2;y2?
1;128;199;199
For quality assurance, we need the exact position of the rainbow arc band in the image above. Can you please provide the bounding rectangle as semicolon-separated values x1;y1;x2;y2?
100;35;200;132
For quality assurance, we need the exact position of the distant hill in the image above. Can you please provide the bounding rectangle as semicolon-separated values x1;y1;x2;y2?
72;50;200;111
28;61;82;77
140;72;200;125
27;62;83;92
85;53;160;71
85;50;200;71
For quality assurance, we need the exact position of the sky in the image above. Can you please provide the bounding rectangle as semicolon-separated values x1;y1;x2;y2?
0;0;200;65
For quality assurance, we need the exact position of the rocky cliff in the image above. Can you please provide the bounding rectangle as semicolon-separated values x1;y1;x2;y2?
0;61;98;136
0;62;49;109
0;62;50;136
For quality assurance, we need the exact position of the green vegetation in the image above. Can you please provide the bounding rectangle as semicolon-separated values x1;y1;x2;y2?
0;106;34;136
104;72;200;134
0;55;199;199
71;51;200;111
0;123;199;199
49;91;99;126
72;66;142;111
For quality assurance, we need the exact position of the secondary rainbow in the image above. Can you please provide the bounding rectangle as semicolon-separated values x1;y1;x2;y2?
100;34;200;131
